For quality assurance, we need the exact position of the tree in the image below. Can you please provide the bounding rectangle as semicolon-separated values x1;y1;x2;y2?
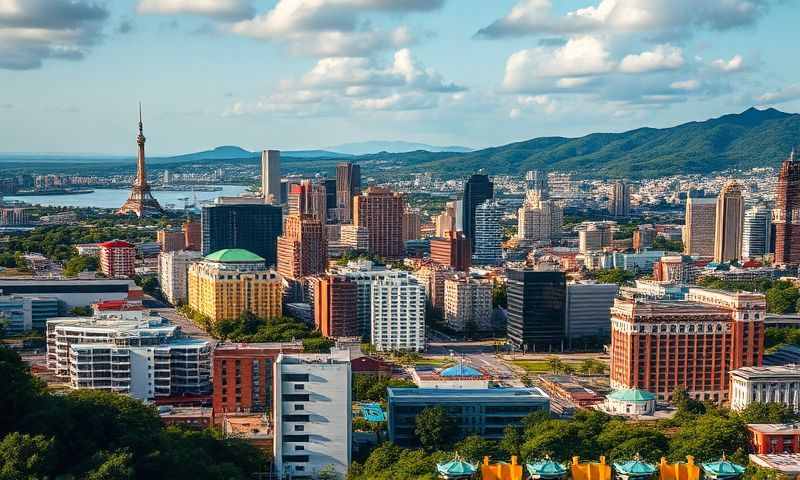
672;386;706;416
594;269;635;286
86;450;135;480
303;337;335;353
766;283;800;314
492;283;508;309
499;425;524;458
454;435;501;463
317;464;340;480
669;412;747;463
0;432;55;480
70;305;93;317
414;406;458;451
737;402;798;424
64;255;99;277
579;359;606;375
596;421;668;462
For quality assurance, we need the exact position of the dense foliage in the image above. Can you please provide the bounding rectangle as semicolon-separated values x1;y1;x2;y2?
353;374;416;402
4;224;157;262
0;347;268;479
593;268;635;285
697;278;800;314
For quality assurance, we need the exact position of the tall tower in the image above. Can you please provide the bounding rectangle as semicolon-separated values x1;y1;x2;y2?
336;162;361;223
684;196;717;257
462;174;494;251
608;180;630;217
261;150;281;205
714;181;745;263
774;148;800;265
117;104;164;217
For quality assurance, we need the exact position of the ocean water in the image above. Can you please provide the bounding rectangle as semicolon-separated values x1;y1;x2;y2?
6;186;249;210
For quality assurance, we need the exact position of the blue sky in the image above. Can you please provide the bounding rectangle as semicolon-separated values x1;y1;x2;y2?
1;0;799;155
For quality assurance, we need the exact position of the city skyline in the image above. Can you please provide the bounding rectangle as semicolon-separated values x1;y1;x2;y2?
1;0;799;155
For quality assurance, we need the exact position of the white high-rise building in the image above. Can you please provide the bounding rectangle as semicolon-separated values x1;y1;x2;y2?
337;261;408;339
261;150;281;205
370;273;426;352
742;205;772;259
158;250;201;305
47;315;210;400
472;199;503;265
274;351;351;479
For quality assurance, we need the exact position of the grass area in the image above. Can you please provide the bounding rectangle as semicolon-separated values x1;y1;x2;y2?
511;360;586;373
0;267;32;277
413;358;450;367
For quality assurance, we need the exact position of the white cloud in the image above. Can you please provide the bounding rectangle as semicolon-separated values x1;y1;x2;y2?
619;44;683;73
137;0;253;19
0;0;108;70
670;79;700;91
477;0;775;39
229;0;443;56
756;84;800;105
503;35;614;92
711;54;745;72
352;92;438;111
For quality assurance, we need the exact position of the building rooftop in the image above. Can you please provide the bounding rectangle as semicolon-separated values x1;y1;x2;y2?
731;365;800;379
204;248;264;263
213;341;304;352
747;424;800;435
440;364;483;378
607;388;656;402
388;387;549;400
224;415;273;439
98;240;134;248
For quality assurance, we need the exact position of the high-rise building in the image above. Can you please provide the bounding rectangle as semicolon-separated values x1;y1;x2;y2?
472;199;503;265
443;276;493;332
183;220;201;251
774;148;800;265
201;201;283;267
99;240;136;278
632;225;656;252
610;288;765;403
402;207;421;242
157;229;184;253
430;230;471;272
211;342;303;417
337;261;403;338
274;351;352;479
158;250;202;305
517;191;562;244
47;314;210;401
413;263;454;314
684;196;717;257
261;150;281;205
506;269;566;351
370;273;426;352
340;224;369;251
353;187;405;259
714;181;745;263
118;105;164;218
578;223;612;253
742;205;772;259
324;178;337;223
608;180;631;217
565;282;618;342
525;170;548;199
434;201;458;237
312;275;358;338
277;214;327;281
336;162;361;222
309;181;328;224
187;249;282;323
462;174;494;250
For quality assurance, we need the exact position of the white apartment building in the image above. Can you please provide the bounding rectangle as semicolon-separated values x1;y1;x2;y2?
158;250;201;305
47;315;210;400
337;260;407;339
730;365;800;411
370;274;426;352
443;276;493;332
274;351;351;479
742;205;772;259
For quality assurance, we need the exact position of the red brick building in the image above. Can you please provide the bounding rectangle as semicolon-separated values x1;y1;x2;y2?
430;230;471;272
313;275;358;338
610;287;765;403
212;342;304;420
774;148;800;265
748;424;800;454
276;214;327;280
353;187;405;259
157;229;184;252
183;221;201;251
98;240;136;278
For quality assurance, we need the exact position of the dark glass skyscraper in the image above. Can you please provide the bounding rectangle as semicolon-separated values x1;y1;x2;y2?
201;202;283;266
462;174;493;251
506;269;566;351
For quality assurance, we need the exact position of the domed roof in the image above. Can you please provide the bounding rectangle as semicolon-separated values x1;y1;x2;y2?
437;458;477;477
701;456;745;479
527;457;567;478
613;458;657;477
440;364;482;377
204;249;264;263
607;388;656;402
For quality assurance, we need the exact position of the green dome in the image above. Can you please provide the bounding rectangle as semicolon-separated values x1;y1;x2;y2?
204;249;265;263
527;458;568;478
607;389;656;402
436;458;477;478
701;458;745;479
613;459;657;477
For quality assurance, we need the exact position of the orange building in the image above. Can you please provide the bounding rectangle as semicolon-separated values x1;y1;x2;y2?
312;275;358;338
183;220;201;251
430;230;471;272
748;424;800;454
157;229;184;252
353;187;405;259
276;214;327;280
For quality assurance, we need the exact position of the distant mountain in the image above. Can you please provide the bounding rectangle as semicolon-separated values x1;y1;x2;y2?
371;107;800;178
328;140;472;155
152;145;352;165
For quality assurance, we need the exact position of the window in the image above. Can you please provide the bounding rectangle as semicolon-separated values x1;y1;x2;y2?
295;404;304;411
294;384;305;391
294;425;304;431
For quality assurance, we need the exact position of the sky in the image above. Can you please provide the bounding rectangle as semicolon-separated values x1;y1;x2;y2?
0;0;799;156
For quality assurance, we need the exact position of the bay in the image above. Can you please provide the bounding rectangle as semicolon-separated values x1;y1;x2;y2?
5;186;249;209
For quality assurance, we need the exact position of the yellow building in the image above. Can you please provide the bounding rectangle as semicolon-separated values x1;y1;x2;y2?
187;249;282;323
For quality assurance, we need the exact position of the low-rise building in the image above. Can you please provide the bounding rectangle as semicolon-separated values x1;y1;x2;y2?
748;424;800;454
730;365;800;411
565;282;617;343
0;294;59;333
387;387;550;446
0;278;138;311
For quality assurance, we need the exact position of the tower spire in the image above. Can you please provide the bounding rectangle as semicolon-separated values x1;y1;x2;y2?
138;102;143;135
117;103;163;218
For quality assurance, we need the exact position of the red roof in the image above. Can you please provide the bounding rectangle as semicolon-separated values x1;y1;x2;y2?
351;356;394;373
98;240;134;248
93;300;145;311
742;260;762;268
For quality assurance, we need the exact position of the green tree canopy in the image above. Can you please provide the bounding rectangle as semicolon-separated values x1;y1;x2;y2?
415;406;458;452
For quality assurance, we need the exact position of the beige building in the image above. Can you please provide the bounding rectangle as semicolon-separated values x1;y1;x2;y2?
443;276;493;332
714;181;745;263
578;223;612;253
434;201;458;237
158;250;201;305
517;190;563;245
684;196;717;257
340;224;369;250
187;249;282;323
